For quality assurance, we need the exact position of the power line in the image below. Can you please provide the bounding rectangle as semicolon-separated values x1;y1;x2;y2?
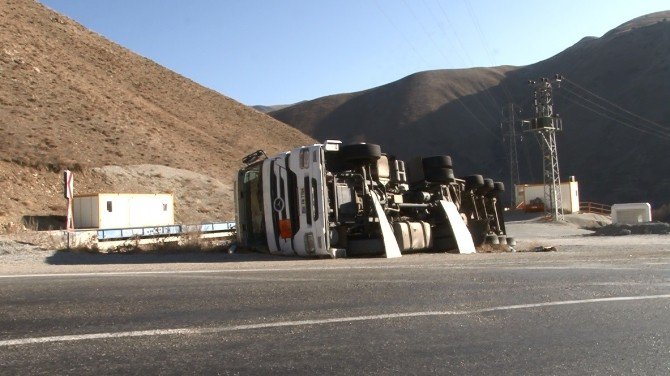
402;0;500;125
426;0;504;120
373;0;496;140
563;78;670;134
520;134;536;182
559;92;670;141
401;0;451;63
460;0;514;103
373;0;430;66
502;103;520;205
560;86;670;138
418;0;468;66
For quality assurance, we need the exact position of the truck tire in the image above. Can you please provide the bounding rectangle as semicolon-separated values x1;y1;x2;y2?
325;152;349;172
422;155;453;170
498;235;507;245
464;175;484;191
424;168;455;183
485;233;499;245
340;143;382;163
486;181;505;197
326;143;381;172
476;178;494;195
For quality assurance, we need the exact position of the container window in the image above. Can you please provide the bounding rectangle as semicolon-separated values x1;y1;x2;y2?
106;201;113;212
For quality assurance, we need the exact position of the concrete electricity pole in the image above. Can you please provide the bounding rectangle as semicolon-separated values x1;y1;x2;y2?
523;75;564;221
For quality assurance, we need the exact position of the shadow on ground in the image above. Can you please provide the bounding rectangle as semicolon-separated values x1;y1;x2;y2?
44;249;296;265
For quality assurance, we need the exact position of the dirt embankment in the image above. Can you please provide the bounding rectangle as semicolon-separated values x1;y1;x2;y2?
0;0;315;230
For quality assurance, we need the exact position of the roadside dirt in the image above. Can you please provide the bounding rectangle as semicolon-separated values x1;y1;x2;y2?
1;218;668;276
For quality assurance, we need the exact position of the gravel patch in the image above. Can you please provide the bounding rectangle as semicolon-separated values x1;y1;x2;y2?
593;222;670;236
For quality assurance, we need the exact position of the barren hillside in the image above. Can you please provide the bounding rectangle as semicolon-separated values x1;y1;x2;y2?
0;0;315;230
270;12;670;209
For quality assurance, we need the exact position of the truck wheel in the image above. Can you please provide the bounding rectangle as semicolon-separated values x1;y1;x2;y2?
464;175;484;191
424;168;455;183
340;143;381;164
422;155;453;170
325;152;349;172
476;178;494;195
486;181;506;197
498;235;507;245
326;143;381;172
485;233;499;245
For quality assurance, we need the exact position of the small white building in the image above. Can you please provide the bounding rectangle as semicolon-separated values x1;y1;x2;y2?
515;178;580;214
611;203;652;225
73;193;174;229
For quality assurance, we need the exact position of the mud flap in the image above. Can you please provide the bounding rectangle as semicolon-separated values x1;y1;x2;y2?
438;200;476;254
370;191;402;258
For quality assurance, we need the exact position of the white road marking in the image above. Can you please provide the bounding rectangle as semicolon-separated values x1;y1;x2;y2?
1;294;669;347
0;265;423;279
1;262;664;279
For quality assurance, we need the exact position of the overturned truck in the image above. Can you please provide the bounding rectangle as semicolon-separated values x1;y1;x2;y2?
234;140;509;258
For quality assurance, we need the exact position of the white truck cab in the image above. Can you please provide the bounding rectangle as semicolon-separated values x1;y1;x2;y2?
235;143;333;257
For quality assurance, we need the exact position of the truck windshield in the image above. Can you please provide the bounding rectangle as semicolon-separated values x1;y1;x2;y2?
240;162;266;245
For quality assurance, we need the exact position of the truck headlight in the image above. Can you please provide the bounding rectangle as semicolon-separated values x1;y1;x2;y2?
300;148;310;169
304;233;315;254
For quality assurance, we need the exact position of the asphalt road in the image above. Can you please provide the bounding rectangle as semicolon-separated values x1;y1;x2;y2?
1;243;669;375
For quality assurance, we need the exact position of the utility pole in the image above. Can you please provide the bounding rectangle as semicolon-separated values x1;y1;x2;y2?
501;103;520;207
523;75;564;221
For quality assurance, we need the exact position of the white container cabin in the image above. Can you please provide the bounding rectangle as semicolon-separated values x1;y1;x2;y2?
515;178;580;214
73;193;174;229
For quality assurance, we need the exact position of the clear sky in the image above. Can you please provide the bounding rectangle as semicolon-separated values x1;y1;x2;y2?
39;0;670;106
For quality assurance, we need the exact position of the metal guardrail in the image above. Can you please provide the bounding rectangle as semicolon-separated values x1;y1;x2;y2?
579;202;611;215
97;222;236;241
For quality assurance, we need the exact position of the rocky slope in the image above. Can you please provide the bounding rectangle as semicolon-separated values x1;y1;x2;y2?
0;0;315;230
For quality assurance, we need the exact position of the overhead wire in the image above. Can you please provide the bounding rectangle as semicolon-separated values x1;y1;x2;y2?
520;134;536;182
374;0;498;138
373;0;430;66
562;78;670;134
558;90;670;141
418;0;467;66
412;0;502;125
560;85;670;138
460;0;514;103
458;0;532;183
431;0;504;109
401;0;451;63
401;0;499;125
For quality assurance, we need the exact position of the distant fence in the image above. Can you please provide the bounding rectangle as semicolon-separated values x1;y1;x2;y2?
579;202;611;215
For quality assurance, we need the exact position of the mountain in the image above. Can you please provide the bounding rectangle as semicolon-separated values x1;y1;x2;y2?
252;103;299;113
0;0;314;230
269;12;670;211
